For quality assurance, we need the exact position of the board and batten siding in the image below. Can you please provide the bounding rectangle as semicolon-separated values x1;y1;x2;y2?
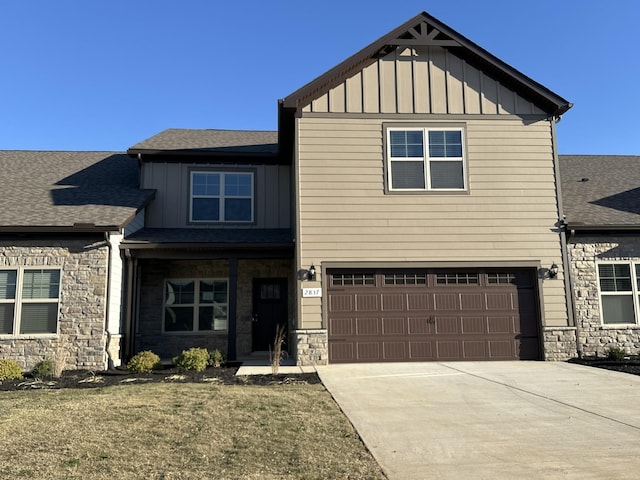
303;46;545;116
141;163;291;229
297;116;567;330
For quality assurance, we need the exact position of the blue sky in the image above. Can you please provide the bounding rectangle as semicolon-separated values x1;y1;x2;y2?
0;1;638;154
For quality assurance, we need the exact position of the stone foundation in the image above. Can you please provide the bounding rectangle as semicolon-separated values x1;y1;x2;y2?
294;329;328;366
543;327;578;360
0;238;109;371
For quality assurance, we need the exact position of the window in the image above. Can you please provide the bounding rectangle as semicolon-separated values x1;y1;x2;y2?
384;273;427;285
598;263;637;325
0;269;60;335
331;273;375;286
435;273;479;285
164;279;228;333
190;171;253;222
387;127;466;191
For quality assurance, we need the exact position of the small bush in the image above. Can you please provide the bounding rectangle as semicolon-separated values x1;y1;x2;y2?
0;359;23;381
173;347;209;372
208;349;224;368
127;350;161;373
607;346;626;361
31;359;54;379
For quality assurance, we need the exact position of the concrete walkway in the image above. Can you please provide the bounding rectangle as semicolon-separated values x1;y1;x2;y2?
317;361;640;479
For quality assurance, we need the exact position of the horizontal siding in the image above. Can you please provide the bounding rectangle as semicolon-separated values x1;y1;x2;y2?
304;46;545;116
141;163;291;229
296;116;567;330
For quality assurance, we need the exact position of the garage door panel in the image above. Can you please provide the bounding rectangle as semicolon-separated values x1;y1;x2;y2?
381;293;405;311
383;342;407;360
329;295;353;312
328;268;540;363
486;293;512;311
434;293;460;310
357;342;381;360
409;341;434;359
356;317;380;335
330;317;354;336
435;317;460;334
407;293;432;311
382;317;407;335
460;293;484;310
461;316;486;334
356;294;379;311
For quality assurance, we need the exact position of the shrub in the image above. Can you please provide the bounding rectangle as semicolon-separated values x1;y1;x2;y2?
127;350;161;373
31;359;54;379
607;346;626;361
0;359;23;382
208;349;224;368
173;347;209;372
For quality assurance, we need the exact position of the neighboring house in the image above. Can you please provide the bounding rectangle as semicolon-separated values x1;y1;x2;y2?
0;151;153;369
560;155;640;357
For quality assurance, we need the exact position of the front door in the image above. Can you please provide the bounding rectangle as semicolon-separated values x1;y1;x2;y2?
252;278;288;352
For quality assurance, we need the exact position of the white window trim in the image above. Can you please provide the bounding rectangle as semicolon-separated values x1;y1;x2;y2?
189;171;254;223
162;278;229;334
596;261;640;326
386;126;467;192
0;267;61;338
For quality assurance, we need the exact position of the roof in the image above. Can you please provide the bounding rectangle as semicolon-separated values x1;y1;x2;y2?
122;228;294;249
128;128;279;156
0;151;155;232
559;155;640;230
282;11;571;116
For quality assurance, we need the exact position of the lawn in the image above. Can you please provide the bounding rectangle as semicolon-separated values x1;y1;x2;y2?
0;381;386;480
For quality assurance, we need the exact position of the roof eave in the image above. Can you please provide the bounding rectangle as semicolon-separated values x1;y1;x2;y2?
567;224;640;233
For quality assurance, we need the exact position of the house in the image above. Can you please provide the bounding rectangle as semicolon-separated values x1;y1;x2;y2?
560;155;640;356
2;11;594;370
0;151;153;369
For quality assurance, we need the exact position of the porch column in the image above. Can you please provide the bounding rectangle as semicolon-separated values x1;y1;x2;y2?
227;257;238;361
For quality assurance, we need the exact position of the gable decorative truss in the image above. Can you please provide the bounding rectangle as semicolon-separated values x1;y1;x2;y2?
282;11;571;117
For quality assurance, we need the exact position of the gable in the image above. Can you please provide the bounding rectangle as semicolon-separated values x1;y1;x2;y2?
283;12;570;117
303;46;546;116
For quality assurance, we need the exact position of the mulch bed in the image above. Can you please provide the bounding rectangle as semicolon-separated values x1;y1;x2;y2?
568;356;640;376
0;363;321;391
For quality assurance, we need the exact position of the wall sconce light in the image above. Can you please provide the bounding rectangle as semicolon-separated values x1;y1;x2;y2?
549;263;559;279
307;264;317;281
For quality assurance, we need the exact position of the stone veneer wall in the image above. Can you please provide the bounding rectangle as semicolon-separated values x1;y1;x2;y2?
542;327;577;360
295;329;328;366
136;258;294;360
0;238;109;370
570;236;640;357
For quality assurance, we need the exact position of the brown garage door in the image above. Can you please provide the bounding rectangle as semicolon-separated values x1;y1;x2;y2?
327;269;540;363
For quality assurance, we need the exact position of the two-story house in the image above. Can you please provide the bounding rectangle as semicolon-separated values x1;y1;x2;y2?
2;11;586;370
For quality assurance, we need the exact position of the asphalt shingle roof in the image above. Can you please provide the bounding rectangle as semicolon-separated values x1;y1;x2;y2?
0;151;155;230
128;128;279;155
559;155;640;228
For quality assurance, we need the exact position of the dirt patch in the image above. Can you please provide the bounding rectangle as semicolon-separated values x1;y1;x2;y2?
0;363;321;391
569;356;640;376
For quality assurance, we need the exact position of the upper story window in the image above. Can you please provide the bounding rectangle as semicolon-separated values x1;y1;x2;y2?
0;268;61;336
190;171;254;223
386;127;466;192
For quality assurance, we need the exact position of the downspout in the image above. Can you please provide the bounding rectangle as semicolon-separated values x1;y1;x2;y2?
551;117;581;358
566;229;583;358
123;249;135;361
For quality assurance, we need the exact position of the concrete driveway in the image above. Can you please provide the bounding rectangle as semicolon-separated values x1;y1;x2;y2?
317;361;640;479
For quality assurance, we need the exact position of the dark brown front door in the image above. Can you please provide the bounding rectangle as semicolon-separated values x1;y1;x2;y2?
252;278;288;351
327;269;540;363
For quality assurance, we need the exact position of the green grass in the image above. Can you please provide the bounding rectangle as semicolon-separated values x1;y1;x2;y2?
0;382;385;479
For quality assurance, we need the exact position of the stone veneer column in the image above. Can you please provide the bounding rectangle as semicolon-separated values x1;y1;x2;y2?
294;329;328;365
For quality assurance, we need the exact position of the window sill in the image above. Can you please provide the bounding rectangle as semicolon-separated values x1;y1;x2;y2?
600;324;640;330
0;334;58;339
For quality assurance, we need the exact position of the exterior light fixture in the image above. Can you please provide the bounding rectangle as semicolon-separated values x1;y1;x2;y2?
549;263;559;279
307;264;317;281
